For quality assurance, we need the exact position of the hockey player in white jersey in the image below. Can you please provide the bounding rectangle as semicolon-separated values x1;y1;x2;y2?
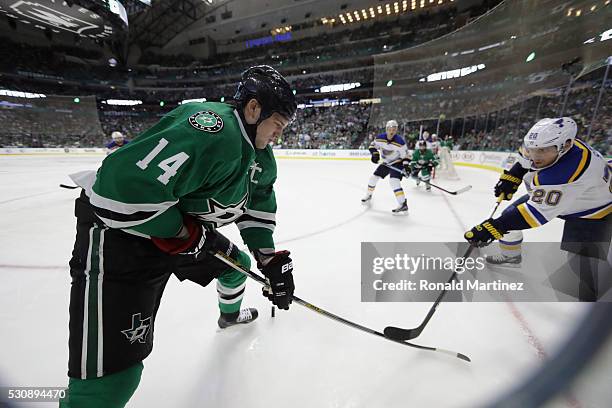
464;117;611;299
361;120;411;213
427;133;441;154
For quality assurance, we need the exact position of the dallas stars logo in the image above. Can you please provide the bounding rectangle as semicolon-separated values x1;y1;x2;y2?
193;195;248;228
121;313;151;344
188;111;224;132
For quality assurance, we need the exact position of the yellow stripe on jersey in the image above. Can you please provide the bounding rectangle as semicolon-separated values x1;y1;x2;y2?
395;191;405;197
585;203;612;219
568;140;589;183
534;172;540;186
517;203;540;228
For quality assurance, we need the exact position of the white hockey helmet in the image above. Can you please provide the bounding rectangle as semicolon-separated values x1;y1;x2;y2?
432;133;438;140
385;120;398;129
523;117;577;168
523;117;576;152
111;131;124;140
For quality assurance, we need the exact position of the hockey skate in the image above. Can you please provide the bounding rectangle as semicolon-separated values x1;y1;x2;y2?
218;308;259;329
485;254;522;268
361;194;372;204
392;201;408;214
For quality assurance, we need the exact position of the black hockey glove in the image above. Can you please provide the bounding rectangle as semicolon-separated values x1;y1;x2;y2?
402;159;411;174
494;170;523;200
369;147;380;164
255;250;294;310
464;218;506;247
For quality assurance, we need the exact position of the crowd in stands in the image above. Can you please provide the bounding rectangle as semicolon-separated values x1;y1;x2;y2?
2;76;608;157
1;0;608;155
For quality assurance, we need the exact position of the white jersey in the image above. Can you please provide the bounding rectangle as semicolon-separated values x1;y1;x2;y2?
427;141;440;154
370;133;408;165
517;140;611;227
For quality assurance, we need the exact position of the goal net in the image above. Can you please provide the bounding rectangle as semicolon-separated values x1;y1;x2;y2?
434;147;459;180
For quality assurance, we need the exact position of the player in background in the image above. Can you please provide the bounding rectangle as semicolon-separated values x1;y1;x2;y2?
465;118;611;299
441;135;454;150
105;131;130;155
422;130;430;143
361;120;410;213
427;133;440;154
60;66;297;408
410;140;439;191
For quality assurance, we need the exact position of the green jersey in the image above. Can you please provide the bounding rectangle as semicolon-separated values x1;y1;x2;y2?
411;148;439;167
72;102;277;251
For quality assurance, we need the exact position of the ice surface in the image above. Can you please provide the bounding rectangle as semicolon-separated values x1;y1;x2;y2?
0;155;589;407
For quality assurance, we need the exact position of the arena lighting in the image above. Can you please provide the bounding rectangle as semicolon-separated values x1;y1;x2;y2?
73;97;80;103
0;89;46;98
180;98;207;104
418;63;486;82
103;99;143;106
386;80;393;86
316;82;361;93
526;52;536;62
220;97;225;102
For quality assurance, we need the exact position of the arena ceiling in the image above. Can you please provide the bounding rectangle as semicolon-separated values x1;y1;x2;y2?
129;0;467;50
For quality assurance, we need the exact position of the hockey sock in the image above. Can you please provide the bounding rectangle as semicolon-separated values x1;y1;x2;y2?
217;251;250;314
367;175;381;195
60;362;143;408
499;230;523;258
389;178;406;205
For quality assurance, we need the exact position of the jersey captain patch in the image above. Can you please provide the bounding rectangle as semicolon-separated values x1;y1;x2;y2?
188;111;224;132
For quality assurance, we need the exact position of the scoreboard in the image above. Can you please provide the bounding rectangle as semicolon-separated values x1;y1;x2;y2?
0;0;128;39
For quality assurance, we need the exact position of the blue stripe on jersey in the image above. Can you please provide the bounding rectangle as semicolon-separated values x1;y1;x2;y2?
526;202;548;224
393;188;403;193
376;133;406;145
561;201;612;218
392;135;406;145
534;140;590;186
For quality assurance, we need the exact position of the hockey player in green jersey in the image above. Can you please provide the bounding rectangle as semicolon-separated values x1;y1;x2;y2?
441;135;454;150
60;66;297;408
410;140;439;191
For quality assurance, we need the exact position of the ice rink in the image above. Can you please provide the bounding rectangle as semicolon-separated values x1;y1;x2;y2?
0;155;593;407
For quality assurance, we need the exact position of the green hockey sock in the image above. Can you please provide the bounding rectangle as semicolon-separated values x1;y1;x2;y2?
60;362;143;408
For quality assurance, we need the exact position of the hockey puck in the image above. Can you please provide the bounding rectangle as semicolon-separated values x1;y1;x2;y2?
271;306;275;318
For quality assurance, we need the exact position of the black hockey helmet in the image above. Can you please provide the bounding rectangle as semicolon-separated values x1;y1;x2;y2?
234;65;297;123
418;140;427;149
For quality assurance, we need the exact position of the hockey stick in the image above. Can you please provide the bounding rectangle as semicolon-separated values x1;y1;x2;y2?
213;251;471;362
381;163;472;195
59;184;80;189
383;196;504;341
